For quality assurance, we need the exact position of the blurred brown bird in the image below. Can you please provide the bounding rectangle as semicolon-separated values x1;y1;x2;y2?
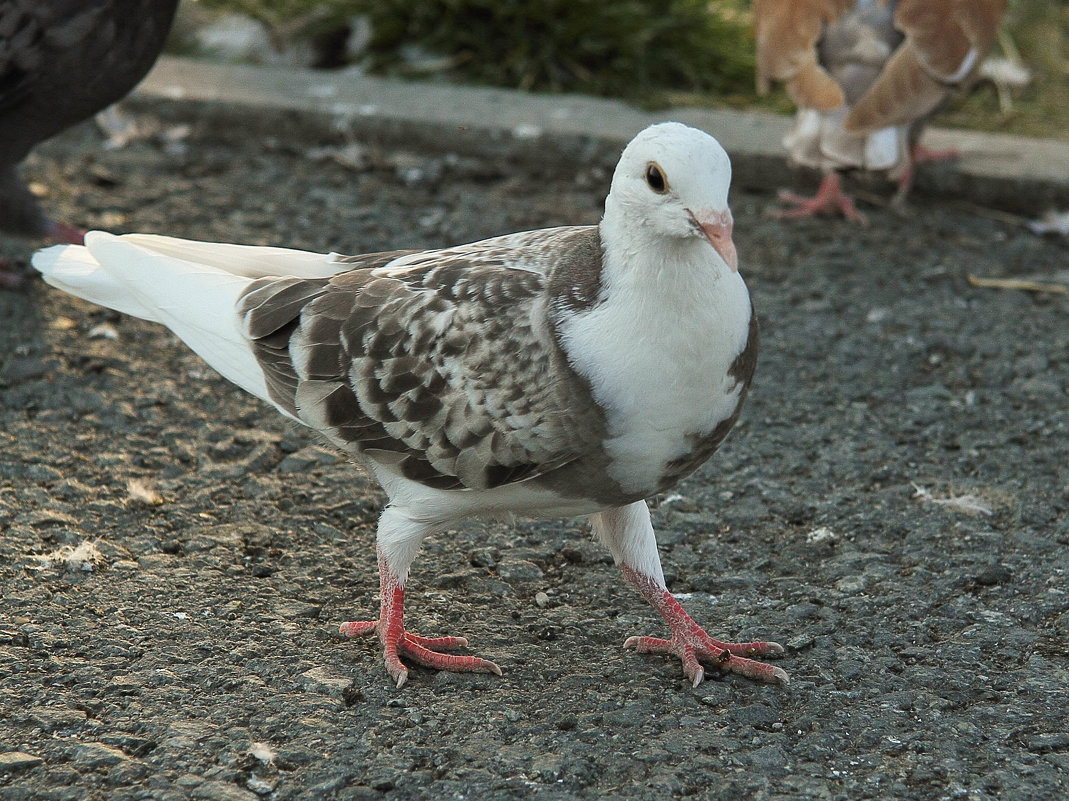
0;0;179;286
754;0;1007;222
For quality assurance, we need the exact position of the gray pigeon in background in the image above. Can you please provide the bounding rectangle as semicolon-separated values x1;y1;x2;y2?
0;0;179;285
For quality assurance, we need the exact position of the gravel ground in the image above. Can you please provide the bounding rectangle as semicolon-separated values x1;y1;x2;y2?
1;102;1067;801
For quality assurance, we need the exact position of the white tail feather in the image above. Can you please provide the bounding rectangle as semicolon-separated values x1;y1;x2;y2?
31;231;337;418
34;243;158;321
120;234;344;279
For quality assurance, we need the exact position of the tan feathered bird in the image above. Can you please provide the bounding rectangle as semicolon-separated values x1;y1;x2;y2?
754;0;1007;222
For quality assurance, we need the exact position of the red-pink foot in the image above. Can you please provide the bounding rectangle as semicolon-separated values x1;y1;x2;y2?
622;565;789;687
911;143;959;165
45;220;86;245
625;631;787;687
340;551;501;687
775;172;867;224
1;220;86;289
341;617;501;688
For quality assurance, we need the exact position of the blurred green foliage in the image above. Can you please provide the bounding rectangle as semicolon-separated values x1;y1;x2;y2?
195;0;362;47
353;0;754;98
196;0;755;100
192;0;1067;138
938;0;1068;140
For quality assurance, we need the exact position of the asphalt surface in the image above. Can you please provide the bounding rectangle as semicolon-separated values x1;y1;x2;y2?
0;95;1067;800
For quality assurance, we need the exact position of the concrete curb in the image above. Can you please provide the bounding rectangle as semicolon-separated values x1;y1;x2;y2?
136;56;1069;215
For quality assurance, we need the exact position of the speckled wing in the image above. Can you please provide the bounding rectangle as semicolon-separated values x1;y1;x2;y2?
238;227;606;492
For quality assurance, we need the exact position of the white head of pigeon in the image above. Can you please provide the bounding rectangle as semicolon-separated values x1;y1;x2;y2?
32;122;787;689
603;121;738;274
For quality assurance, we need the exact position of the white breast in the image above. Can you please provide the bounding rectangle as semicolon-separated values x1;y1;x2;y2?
558;258;752;495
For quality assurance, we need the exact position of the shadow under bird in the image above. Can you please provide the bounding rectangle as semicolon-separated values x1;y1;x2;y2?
0;0;179;284
33;121;788;689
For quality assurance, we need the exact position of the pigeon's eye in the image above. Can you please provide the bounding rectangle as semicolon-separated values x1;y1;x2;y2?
645;163;668;194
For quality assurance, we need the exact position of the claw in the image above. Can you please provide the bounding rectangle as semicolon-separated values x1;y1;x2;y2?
621;565;790;687
773;173;867;224
341;561;502;685
342;618;502;682
624;632;788;686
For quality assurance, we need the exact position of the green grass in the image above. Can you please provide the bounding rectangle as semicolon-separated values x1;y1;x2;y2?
936;0;1069;141
193;0;755;99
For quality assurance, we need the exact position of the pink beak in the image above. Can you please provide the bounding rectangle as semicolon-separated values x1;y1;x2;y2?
689;209;738;272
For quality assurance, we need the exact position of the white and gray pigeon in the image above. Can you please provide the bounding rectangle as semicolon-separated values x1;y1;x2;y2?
33;122;787;689
0;0;179;283
754;0;1006;222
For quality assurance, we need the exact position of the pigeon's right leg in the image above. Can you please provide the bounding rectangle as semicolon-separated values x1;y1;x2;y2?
339;507;501;688
893;142;961;206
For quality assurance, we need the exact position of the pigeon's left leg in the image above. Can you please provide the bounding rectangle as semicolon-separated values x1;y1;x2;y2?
339;506;501;688
591;501;788;687
775;172;867;224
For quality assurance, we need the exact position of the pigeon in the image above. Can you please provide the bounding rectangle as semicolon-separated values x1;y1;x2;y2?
0;0;179;284
33;121;787;689
754;0;1007;221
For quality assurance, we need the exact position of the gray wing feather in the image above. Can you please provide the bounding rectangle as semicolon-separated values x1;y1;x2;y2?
238;229;603;491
